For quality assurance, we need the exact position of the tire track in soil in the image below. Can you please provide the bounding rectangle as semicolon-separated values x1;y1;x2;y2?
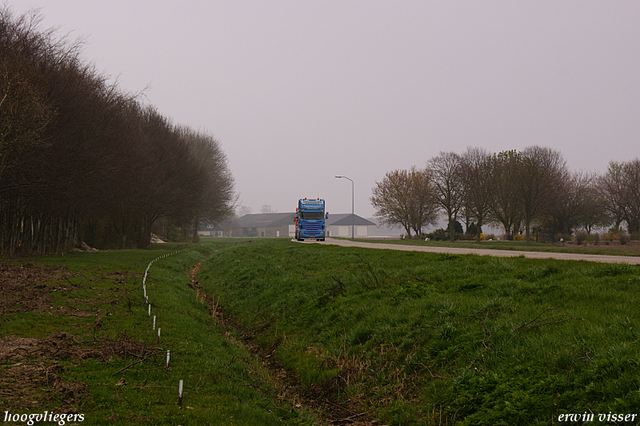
188;255;379;426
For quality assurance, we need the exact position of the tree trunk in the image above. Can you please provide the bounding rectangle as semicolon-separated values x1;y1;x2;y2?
448;214;456;243
191;217;200;243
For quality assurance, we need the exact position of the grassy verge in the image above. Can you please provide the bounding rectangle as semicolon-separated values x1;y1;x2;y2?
197;239;640;425
1;241;321;425
338;237;640;257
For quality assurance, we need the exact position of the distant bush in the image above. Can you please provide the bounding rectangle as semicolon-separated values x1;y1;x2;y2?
447;220;464;235
513;234;536;242
585;233;594;245
466;222;481;238
425;228;449;241
620;232;630;245
604;227;630;244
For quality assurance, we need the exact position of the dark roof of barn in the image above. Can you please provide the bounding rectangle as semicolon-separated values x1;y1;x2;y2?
236;213;375;228
326;214;375;226
237;213;295;228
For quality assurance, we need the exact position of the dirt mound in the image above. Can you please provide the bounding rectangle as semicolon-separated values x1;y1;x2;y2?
150;233;166;243
73;241;99;252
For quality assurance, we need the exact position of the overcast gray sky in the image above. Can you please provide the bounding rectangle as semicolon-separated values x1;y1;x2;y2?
17;1;640;219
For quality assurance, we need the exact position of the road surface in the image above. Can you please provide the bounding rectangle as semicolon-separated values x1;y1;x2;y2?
315;238;640;265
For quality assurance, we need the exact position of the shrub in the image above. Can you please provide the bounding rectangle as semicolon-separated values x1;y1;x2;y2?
620;232;630;245
585;233;594;245
425;229;449;241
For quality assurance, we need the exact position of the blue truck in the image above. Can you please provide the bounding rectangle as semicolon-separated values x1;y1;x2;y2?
294;198;328;241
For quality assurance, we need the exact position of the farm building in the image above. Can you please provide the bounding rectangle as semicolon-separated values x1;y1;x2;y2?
234;213;376;238
326;214;376;238
234;213;296;238
197;222;225;237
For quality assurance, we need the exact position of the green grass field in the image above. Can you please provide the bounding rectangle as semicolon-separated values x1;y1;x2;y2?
1;241;321;425
198;239;640;425
2;238;640;425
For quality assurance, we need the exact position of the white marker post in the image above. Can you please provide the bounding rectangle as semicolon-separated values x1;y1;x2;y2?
157;327;161;344
166;350;170;371
148;304;151;316
152;315;156;330
178;379;183;409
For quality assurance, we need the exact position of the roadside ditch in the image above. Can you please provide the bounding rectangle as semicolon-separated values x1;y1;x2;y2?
188;257;380;426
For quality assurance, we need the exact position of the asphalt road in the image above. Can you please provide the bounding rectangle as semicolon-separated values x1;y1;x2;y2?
315;238;640;265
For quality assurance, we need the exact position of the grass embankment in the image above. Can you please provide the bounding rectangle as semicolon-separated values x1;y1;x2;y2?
1;241;320;425
198;239;640;425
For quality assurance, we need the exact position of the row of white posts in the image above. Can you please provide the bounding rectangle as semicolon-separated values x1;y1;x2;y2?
141;245;202;409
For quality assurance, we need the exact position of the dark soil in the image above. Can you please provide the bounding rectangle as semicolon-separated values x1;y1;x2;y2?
0;264;153;412
0;332;157;411
0;264;72;315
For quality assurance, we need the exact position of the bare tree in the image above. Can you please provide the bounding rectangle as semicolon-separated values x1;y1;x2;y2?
237;205;252;217
490;150;522;239
551;171;594;238
0;53;53;182
460;147;495;242
599;159;640;236
177;126;236;242
514;146;567;242
622;159;640;236
576;172;610;234
409;167;439;236
371;167;438;237
428;151;464;242
0;8;236;254
598;161;627;230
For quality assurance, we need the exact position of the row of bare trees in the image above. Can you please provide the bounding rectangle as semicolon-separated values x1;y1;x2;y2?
1;8;235;256
372;145;639;242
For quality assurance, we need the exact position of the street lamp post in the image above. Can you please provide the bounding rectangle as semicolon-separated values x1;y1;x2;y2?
335;175;354;239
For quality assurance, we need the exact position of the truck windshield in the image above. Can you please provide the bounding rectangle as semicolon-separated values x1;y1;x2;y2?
300;211;324;220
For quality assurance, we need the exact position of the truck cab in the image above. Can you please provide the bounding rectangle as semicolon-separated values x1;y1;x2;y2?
294;198;328;241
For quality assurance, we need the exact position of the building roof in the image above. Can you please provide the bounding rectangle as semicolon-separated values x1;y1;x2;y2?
237;213;295;228
326;214;376;226
236;212;375;228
